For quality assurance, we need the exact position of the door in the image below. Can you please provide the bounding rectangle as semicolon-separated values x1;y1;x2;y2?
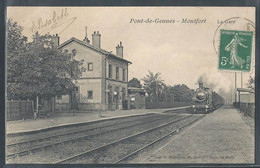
114;87;119;109
108;85;113;110
121;88;126;110
70;87;79;110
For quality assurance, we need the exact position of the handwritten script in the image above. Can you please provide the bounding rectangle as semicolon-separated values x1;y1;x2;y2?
31;8;77;34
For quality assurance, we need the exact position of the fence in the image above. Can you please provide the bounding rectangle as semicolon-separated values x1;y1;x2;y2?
55;103;102;112
239;92;255;119
7;100;34;121
240;103;255;118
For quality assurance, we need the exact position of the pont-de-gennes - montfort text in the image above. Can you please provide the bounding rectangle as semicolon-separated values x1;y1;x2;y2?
130;18;207;24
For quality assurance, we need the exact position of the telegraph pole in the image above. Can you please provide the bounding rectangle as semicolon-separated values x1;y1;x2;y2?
241;72;243;88
235;72;237;103
231;88;233;103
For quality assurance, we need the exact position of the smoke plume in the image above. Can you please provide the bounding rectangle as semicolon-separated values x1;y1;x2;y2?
196;68;232;94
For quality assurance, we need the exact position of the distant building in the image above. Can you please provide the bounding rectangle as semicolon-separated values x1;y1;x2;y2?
237;88;255;118
55;27;132;111
128;87;146;109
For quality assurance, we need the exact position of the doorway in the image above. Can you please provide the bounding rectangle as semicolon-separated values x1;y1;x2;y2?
70;86;79;110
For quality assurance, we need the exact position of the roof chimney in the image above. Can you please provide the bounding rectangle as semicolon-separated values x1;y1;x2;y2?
116;41;123;58
92;31;101;48
83;26;90;44
51;34;60;46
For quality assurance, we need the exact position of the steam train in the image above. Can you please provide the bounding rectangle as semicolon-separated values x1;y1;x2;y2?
191;82;224;113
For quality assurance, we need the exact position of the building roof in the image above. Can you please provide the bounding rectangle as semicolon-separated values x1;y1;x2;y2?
237;88;255;93
58;37;132;64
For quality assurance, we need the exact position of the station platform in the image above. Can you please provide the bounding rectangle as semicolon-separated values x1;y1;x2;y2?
6;106;189;135
143;106;255;164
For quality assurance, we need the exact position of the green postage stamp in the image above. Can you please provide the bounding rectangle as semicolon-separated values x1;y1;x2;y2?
218;30;253;72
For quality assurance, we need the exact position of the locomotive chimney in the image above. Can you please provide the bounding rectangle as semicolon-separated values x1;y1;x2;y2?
198;76;204;89
199;82;203;89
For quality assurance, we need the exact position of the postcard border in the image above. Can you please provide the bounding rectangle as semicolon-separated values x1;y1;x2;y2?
2;0;260;168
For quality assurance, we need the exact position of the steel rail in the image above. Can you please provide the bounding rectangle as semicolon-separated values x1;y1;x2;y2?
7;114;176;159
54;114;193;164
7;113;160;147
113;114;205;163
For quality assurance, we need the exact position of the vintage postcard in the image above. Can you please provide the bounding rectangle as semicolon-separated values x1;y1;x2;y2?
6;7;255;164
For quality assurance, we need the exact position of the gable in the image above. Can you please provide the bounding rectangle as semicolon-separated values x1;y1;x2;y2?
59;40;102;57
60;40;103;78
59;38;132;64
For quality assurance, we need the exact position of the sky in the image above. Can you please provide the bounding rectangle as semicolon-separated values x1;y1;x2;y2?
7;7;255;102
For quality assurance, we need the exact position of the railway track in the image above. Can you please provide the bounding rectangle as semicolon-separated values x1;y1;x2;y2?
6;113;176;160
7;113;160;147
114;114;205;164
54;114;204;164
7;113;159;142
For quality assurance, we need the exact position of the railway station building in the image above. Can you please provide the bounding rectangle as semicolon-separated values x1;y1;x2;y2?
55;27;132;111
237;88;255;118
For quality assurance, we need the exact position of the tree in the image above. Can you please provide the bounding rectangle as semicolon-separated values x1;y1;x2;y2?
247;75;255;90
142;71;165;102
141;70;195;104
128;78;142;88
7;19;28;87
170;84;194;102
7;18;83;106
162;85;174;102
6;19;27;54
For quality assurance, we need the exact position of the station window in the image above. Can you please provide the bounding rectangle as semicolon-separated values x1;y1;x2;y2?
123;69;126;81
88;63;93;71
116;67;119;80
108;64;112;78
73;87;79;92
72;49;77;57
87;90;93;99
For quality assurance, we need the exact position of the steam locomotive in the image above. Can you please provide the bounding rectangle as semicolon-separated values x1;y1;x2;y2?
191;82;224;113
